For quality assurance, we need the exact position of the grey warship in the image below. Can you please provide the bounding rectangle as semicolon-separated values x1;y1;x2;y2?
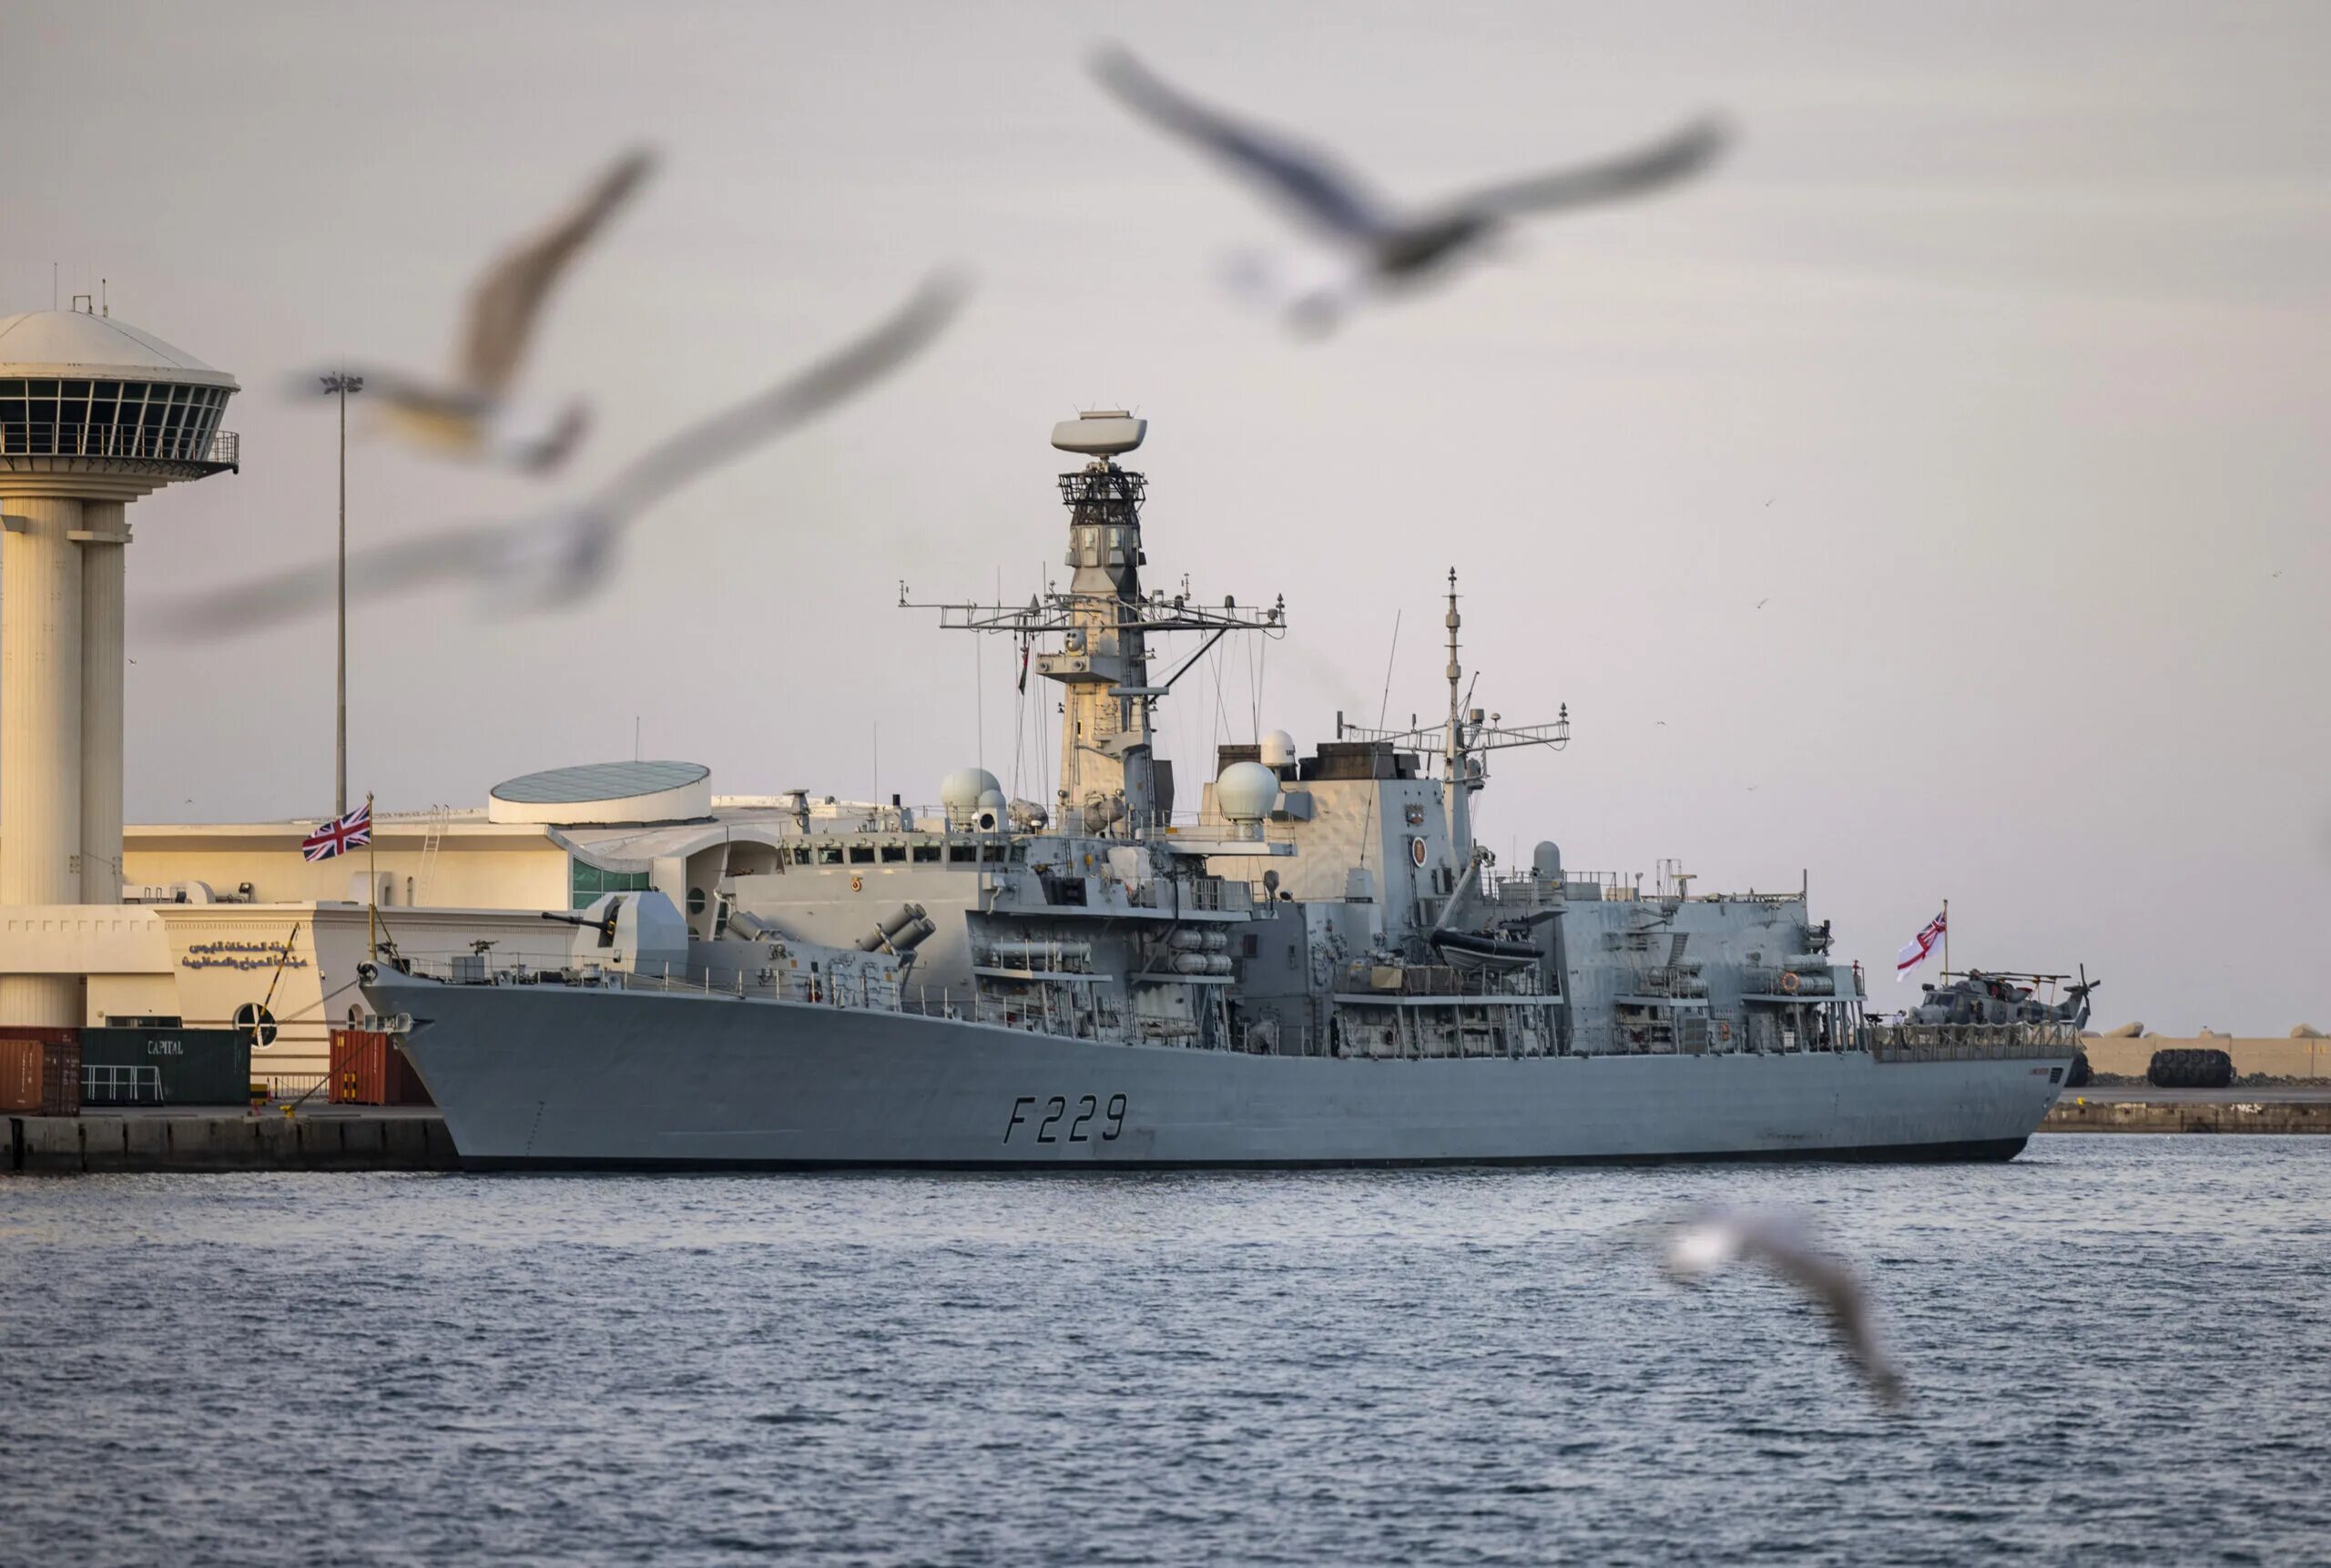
363;412;2082;1168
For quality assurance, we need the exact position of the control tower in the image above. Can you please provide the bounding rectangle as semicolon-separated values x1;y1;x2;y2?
0;303;239;1023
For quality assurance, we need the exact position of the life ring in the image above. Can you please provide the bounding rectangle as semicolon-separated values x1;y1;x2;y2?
850;874;863;892
1410;835;1429;868
1779;971;1801;995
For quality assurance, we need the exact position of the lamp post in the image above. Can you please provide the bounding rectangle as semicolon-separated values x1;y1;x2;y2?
318;372;362;816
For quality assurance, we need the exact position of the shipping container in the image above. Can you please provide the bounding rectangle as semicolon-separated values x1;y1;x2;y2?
330;1029;433;1106
0;1029;81;1115
44;1039;79;1115
0;1038;39;1113
79;1027;251;1106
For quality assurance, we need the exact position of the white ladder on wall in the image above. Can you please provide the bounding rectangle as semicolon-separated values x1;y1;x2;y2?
415;806;451;906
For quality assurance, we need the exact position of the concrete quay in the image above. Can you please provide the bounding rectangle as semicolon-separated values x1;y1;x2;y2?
2042;1086;2331;1135
6;1106;456;1173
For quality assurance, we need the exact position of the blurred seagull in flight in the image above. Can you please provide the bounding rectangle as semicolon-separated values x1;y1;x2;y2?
1091;46;1726;335
171;274;966;635
1662;1206;1906;1407
289;148;656;472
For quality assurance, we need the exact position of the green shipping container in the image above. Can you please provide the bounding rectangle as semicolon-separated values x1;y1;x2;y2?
78;1027;251;1106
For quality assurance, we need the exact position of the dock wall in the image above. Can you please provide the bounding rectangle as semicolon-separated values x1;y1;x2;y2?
7;1112;459;1172
2042;1097;2331;1135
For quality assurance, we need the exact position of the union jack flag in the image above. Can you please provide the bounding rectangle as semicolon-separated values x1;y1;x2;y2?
1894;908;1946;981
302;800;372;861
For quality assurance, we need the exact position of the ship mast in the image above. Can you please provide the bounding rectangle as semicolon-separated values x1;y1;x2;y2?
902;412;1283;839
1341;568;1571;876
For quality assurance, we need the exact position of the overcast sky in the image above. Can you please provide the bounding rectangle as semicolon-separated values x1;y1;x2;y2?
5;0;2326;1031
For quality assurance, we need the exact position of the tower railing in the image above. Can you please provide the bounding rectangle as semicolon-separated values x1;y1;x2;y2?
0;423;239;469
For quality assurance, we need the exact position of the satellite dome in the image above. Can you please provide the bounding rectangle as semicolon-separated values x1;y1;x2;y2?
1216;761;1280;824
1532;841;1563;882
1259;729;1297;769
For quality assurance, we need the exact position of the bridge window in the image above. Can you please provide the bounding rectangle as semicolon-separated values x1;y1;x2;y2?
569;859;652;910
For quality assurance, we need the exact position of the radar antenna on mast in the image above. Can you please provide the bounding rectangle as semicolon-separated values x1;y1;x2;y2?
1336;569;1570;875
901;412;1285;839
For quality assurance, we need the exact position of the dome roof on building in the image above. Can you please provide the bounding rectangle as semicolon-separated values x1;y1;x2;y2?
487;759;712;826
0;309;238;389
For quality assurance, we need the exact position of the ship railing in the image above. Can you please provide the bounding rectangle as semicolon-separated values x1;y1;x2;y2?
394;952;911;1012
390;952;1139;1040
1864;1022;2081;1063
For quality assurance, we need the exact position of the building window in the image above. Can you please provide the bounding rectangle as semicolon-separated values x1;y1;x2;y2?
687;887;708;918
570;858;652;909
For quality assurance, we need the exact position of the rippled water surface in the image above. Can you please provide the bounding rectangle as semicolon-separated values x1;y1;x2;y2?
3;1135;2326;1565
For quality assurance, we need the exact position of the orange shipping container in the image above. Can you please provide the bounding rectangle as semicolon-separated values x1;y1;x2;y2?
0;1033;80;1115
330;1029;433;1106
0;1039;38;1113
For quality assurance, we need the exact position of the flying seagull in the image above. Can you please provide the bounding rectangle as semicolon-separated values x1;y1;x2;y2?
1662;1206;1906;1406
288;148;656;472
1092;46;1726;333
170;274;966;634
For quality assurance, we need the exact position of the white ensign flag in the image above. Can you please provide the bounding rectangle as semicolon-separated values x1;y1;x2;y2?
1895;909;1946;981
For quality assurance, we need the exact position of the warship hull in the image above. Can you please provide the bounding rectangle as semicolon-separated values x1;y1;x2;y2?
367;972;2070;1169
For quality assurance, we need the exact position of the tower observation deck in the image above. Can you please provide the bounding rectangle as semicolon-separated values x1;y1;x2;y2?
0;303;240;1024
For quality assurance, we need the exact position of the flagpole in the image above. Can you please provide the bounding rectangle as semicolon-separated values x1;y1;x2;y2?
367;791;378;962
319;372;362;818
1942;897;1949;978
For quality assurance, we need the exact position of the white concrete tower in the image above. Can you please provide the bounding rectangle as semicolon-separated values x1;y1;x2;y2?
0;305;239;1023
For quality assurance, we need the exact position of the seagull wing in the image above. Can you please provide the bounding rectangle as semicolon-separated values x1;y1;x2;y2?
1092;46;1398;246
456;147;656;395
1440;116;1727;222
1734;1215;1907;1405
592;271;968;527
153;520;513;638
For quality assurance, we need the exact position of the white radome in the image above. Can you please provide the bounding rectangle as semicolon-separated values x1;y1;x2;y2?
1215;760;1281;824
1259;729;1297;769
940;768;1003;814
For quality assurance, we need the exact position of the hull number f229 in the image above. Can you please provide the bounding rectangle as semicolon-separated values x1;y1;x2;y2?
1005;1094;1126;1145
